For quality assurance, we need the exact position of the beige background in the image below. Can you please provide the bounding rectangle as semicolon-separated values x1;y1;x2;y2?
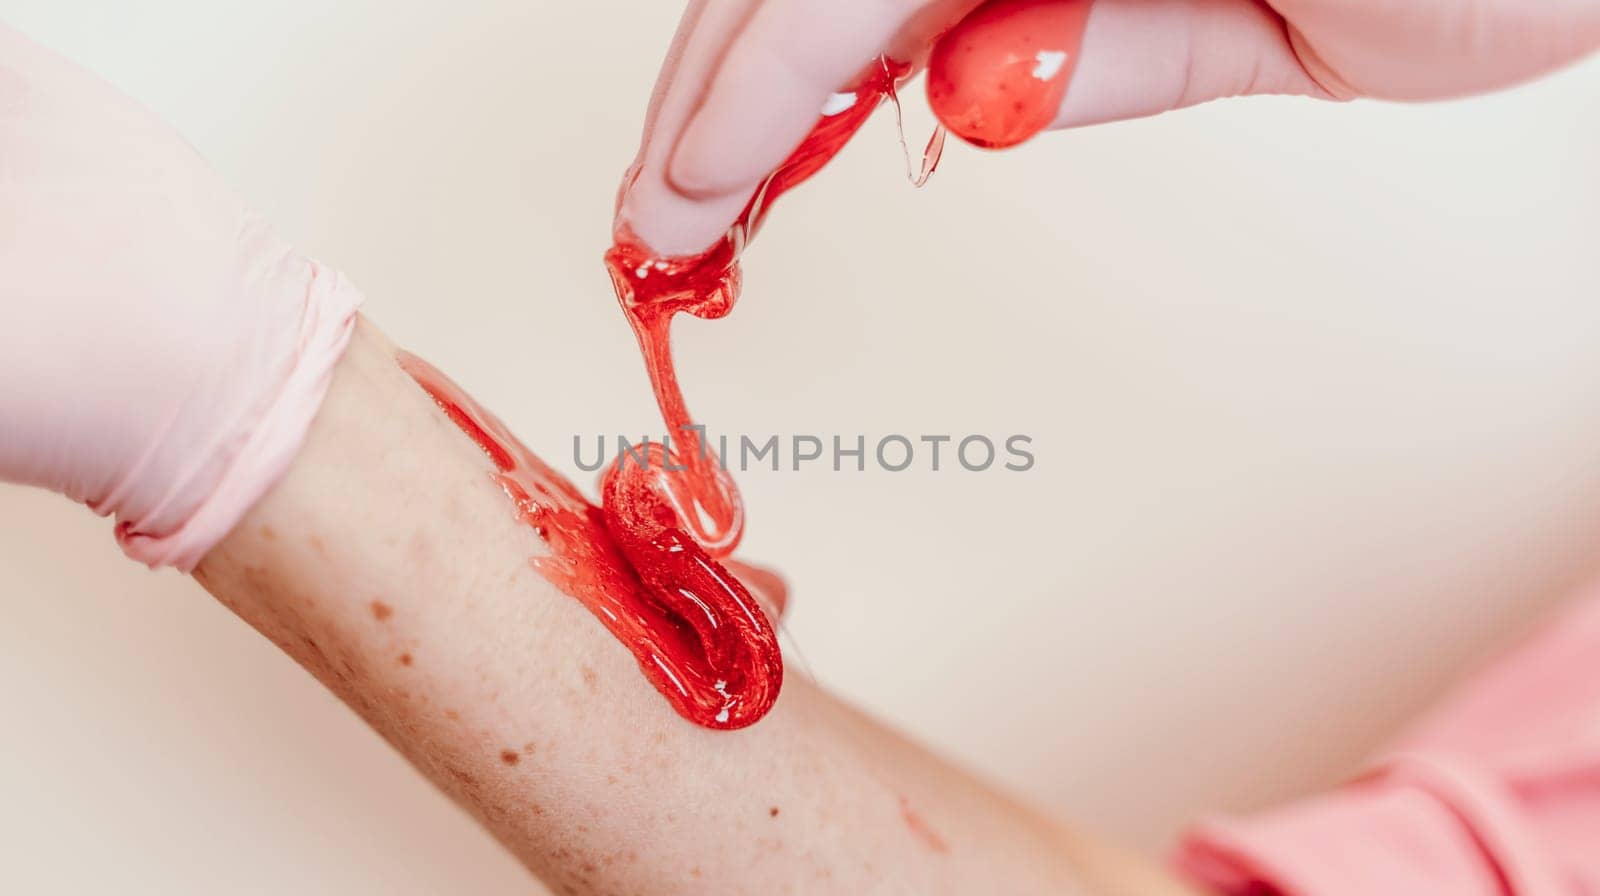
2;1;1599;892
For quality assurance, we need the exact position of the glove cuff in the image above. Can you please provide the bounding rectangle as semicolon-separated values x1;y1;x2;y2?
114;258;362;571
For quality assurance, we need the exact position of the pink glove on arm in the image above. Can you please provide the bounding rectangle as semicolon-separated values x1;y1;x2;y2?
1175;585;1600;895
0;24;360;570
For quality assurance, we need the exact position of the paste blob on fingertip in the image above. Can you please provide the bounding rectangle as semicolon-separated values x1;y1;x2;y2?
927;0;1094;149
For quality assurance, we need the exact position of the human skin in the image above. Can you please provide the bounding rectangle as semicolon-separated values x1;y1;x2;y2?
193;316;1204;896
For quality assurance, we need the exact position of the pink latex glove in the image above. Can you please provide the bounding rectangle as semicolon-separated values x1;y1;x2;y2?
0;24;361;571
619;0;1600;256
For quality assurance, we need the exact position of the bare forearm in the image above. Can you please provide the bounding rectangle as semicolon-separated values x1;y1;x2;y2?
195;317;1095;894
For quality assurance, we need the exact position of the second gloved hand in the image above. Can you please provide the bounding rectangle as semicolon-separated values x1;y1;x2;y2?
618;0;1600;257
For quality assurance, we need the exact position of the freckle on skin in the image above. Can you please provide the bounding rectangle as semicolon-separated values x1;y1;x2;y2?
445;709;460;721
580;665;599;690
399;653;413;666
500;749;521;766
770;806;780;818
371;600;393;621
259;525;276;541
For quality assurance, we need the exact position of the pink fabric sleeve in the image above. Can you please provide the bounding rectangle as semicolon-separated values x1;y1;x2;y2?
1173;587;1600;895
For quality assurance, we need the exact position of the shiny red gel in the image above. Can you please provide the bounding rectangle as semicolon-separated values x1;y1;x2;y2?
927;0;1094;149
399;352;782;729
605;59;912;538
604;57;912;550
586;58;911;726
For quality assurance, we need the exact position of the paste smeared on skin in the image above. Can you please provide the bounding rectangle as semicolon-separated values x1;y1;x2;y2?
400;352;781;729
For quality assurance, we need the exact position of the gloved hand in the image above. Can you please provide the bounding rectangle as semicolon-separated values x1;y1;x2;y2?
0;23;361;570
618;0;1600;256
